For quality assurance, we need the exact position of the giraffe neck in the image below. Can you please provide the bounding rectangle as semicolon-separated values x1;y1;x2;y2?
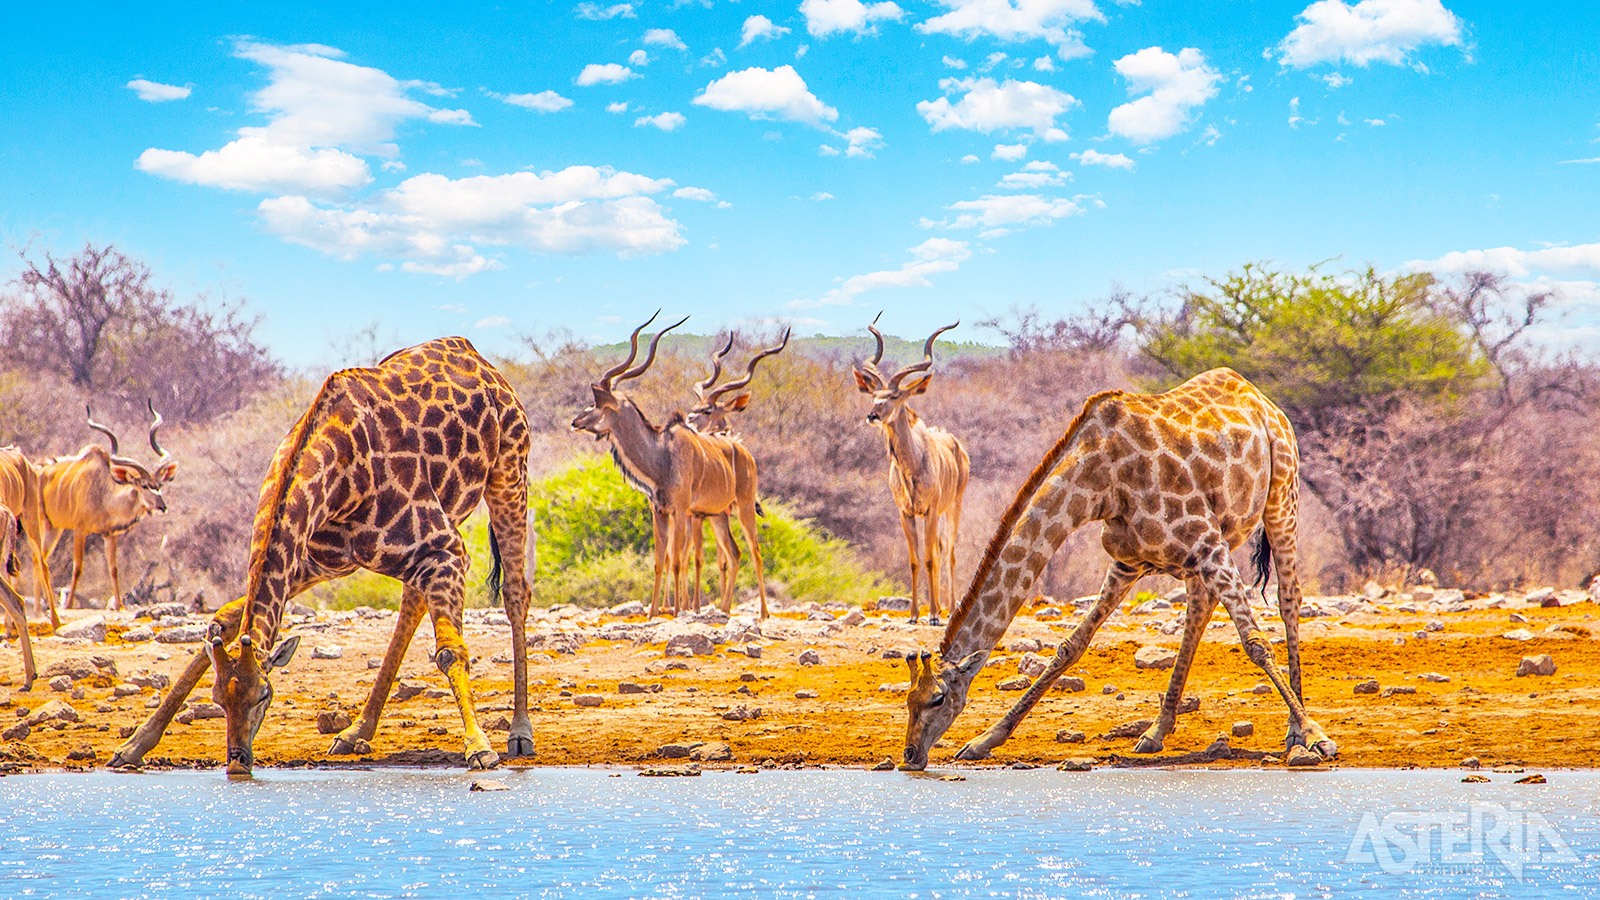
604;400;673;503
940;427;1105;661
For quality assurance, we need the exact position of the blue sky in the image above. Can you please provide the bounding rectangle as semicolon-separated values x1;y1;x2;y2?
2;1;1596;363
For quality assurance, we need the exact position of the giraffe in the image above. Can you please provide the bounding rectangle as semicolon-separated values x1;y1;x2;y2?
900;367;1335;770
854;317;969;626
109;337;533;774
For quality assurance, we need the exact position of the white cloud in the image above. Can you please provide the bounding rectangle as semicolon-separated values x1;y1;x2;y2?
843;126;884;157
960;153;980;163
979;51;1009;71
1413;242;1600;279
607;101;630;113
1278;0;1464;68
636;111;687;131
1106;47;1220;144
1559;157;1600;165
644;28;689;51
127;79;191;102
702;47;729;68
917;77;1077;139
999;164;1068;188
673;186;718;201
476;315;512;328
800;0;905;37
992;142;1027;160
577;63;638;85
793;237;970;308
819;144;841;156
812;191;835;200
1288;96;1306;128
1033;56;1056;71
575;2;635;20
740;15;792;47
1365;117;1386;126
917;0;1103;61
257;165;685;270
1072;148;1134;169
943;55;969;69
919;192;1082;235
1323;72;1352;88
694;66;839;127
502;90;574;112
630;49;650;66
136;42;474;197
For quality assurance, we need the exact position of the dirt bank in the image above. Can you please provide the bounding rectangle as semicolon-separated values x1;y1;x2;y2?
2;588;1597;772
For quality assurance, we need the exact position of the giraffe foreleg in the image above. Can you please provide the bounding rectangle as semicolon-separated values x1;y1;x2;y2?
957;562;1143;761
111;599;246;768
1202;543;1335;759
1134;577;1217;754
330;587;426;755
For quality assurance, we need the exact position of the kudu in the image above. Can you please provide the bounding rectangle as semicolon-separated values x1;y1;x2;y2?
854;317;969;625
0;507;36;688
0;446;56;630
680;329;790;609
572;314;770;618
41;403;177;612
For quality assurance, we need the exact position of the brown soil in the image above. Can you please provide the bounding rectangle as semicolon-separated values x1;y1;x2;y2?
2;600;1597;772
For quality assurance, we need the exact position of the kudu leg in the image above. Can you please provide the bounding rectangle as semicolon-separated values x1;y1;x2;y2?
0;578;36;690
709;513;740;613
110;599;247;768
922;511;943;626
104;534;123;611
690;514;706;612
898;512;921;623
38;528;62;631
648;506;668;617
67;532;86;611
735;499;767;619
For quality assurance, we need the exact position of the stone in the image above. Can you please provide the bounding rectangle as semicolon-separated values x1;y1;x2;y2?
640;765;702;777
48;675;73;693
486;716;510;731
129;671;171;690
1516;655;1556;677
1461;756;1480;768
1250;684;1273;695
1052;677;1086;693
1033;607;1062;617
996;675;1031;691
658;744;693;759
66;744;96;762
796;649;821;666
316;711;352;734
1232;721;1254;738
1057;759;1093;772
691;741;733;762
311;645;343;660
423;689;449;700
56;615;106;642
618;682;663;694
873;757;895;771
0;688;8;708
1105;719;1153;739
469;779;511;791
174;702;225;725
1515;774;1547;784
877;683;909;694
739;644;762;659
1134;646;1177;670
2;721;29;741
43;658;96;681
1177;695;1201;715
1525;587;1555;605
1461;774;1490;783
939;774;966;782
25;700;79;727
1500;629;1535;641
795;689;818;699
155;624;210;644
1017;653;1049;678
1285;746;1321;767
1418;672;1451;683
608;601;647;617
393;680;429;702
875;596;912;612
1055;730;1085;744
839;608;866;627
1353;680;1380;695
665;632;714;657
1102;684;1117;695
1009;637;1044;654
573;694;604;707
1380;686;1417;698
121;627;155;642
721;705;761;721
112;683;142;698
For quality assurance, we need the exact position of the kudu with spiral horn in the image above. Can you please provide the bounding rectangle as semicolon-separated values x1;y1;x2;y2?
686;327;792;434
40;401;179;612
572;314;772;617
853;316;970;625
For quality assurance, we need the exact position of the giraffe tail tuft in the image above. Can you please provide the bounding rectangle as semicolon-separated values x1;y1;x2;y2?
755;499;765;518
1250;528;1272;603
486;521;505;607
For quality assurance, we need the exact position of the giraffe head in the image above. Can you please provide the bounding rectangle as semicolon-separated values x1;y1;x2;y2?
852;316;958;427
204;624;300;775
900;648;987;770
571;311;687;439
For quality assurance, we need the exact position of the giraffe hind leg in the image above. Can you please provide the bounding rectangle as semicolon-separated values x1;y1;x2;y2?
1133;576;1217;754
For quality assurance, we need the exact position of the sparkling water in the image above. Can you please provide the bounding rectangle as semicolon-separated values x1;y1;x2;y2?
1;768;1595;898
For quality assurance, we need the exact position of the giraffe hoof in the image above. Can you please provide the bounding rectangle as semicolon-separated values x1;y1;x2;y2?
467;748;501;770
954;741;990;761
108;747;144;769
1132;735;1164;754
328;735;360;756
506;733;535;758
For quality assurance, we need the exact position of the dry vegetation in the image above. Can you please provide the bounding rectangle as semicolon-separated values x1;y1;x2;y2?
0;243;1596;614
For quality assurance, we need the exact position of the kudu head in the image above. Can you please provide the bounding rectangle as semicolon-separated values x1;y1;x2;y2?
87;401;178;514
571;312;689;439
686;327;791;433
853;315;959;427
900;648;988;771
204;623;300;775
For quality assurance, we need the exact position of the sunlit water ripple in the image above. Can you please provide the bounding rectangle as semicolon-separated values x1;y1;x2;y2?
1;768;1595;898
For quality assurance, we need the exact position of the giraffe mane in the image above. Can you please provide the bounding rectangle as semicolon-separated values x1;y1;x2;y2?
939;389;1125;656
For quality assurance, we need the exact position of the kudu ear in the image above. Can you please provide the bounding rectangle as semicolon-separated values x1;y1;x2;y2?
109;464;140;485
728;393;751;411
265;635;301;669
852;368;878;394
904;373;933;395
154;461;178;483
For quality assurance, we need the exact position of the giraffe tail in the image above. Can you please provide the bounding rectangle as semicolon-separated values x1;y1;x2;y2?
486;521;505;608
755;499;765;518
1250;528;1272;603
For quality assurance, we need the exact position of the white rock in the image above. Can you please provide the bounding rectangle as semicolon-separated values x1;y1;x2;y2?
311;645;343;660
1017;653;1049;678
156;624;209;644
797;648;821;666
1134;645;1177;670
839;608;866;627
56;615;106;642
1516;655;1556;677
1501;629;1535;641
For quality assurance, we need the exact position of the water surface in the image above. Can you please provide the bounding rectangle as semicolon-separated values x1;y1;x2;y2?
2;767;1595;898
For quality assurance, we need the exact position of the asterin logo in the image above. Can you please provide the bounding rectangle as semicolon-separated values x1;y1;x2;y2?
1344;801;1579;881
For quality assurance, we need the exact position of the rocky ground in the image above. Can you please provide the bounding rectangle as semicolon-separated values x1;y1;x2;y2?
2;583;1598;774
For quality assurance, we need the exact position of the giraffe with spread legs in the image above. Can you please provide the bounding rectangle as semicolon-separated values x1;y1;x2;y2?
900;367;1335;770
109;337;533;774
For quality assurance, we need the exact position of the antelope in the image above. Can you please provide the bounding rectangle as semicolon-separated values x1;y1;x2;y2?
41;403;177;612
681;329;790;608
854;317;969;625
0;508;36;689
572;314;770;618
0;447;56;630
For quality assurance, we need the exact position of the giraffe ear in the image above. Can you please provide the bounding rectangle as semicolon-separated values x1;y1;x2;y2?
265;635;301;669
950;649;988;676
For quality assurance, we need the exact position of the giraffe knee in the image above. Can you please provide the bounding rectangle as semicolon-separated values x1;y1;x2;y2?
435;647;460;674
1243;633;1274;668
